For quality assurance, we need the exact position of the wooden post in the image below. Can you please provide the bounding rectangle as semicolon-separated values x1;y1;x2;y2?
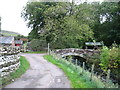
75;59;78;69
90;64;95;81
106;69;110;82
71;58;72;64
69;57;72;65
104;69;111;88
82;62;85;74
48;43;50;55
49;49;51;55
75;59;77;66
69;58;71;64
24;46;26;52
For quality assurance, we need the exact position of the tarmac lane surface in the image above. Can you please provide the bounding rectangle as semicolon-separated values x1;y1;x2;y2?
4;54;71;88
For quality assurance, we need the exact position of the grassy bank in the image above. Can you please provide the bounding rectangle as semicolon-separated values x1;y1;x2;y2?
2;56;30;87
44;55;117;88
24;51;47;54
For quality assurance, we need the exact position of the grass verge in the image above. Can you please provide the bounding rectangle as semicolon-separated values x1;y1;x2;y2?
44;55;105;88
2;56;30;87
24;51;47;54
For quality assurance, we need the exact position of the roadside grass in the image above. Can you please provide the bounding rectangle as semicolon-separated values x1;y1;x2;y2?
44;55;106;88
2;56;30;87
24;51;47;54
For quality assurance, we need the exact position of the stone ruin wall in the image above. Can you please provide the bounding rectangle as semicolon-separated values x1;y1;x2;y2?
0;46;21;78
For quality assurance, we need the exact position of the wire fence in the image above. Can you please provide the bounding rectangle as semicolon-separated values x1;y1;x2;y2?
49;50;118;88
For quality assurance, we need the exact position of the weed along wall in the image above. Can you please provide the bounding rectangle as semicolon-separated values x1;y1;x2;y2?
0;46;20;79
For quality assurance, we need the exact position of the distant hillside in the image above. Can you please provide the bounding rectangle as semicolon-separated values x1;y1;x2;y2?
1;30;22;36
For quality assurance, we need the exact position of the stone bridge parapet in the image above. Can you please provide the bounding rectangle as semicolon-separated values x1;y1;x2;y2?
53;48;100;59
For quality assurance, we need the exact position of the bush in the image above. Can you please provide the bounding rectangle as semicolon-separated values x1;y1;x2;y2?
29;39;47;51
99;44;120;84
100;45;119;72
99;46;110;71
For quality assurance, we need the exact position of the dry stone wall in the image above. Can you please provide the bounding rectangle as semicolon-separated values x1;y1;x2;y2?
0;46;21;78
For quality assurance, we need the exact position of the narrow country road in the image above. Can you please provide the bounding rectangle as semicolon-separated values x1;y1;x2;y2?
4;54;71;88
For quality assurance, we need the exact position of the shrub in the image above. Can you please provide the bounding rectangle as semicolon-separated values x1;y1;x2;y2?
100;45;119;71
99;44;120;84
29;39;47;51
99;46;110;71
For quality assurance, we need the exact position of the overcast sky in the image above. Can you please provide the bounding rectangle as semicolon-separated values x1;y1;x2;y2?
0;0;31;36
0;0;104;36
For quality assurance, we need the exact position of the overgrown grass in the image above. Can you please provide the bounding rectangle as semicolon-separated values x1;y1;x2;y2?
44;55;117;88
24;51;47;54
2;56;30;87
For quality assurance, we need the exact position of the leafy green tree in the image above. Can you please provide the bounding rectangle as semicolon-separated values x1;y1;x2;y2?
92;2;120;46
22;1;120;48
28;29;39;41
21;2;57;40
22;2;94;49
42;3;94;48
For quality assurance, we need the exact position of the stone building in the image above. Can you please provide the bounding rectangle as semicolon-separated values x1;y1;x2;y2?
0;36;23;46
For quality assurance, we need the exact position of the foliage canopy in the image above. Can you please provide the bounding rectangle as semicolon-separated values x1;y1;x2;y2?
22;1;120;48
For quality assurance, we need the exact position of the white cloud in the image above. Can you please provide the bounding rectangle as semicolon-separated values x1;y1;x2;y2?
0;0;31;36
